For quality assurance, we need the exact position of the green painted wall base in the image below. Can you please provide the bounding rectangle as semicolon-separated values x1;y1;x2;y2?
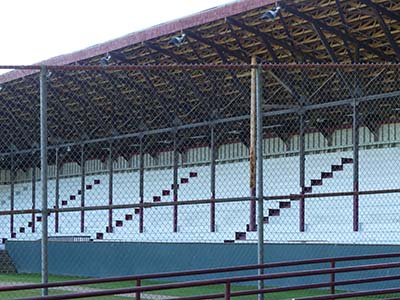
6;241;400;291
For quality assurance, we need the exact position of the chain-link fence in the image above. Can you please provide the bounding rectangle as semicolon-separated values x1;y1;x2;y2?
0;64;400;298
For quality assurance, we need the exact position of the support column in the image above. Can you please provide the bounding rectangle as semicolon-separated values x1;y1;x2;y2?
80;145;85;233
55;148;60;233
108;143;113;233
10;153;14;239
139;136;144;233
353;102;359;232
173;130;179;233
255;64;264;300
40;66;49;296
210;125;216;232
31;160;36;233
249;56;257;232
299;113;306;232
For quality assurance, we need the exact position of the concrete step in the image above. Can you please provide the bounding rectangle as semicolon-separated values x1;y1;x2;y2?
0;250;17;273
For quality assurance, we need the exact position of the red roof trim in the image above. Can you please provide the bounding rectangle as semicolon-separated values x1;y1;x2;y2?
0;0;274;84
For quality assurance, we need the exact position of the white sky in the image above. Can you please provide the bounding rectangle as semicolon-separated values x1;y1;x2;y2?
0;0;234;66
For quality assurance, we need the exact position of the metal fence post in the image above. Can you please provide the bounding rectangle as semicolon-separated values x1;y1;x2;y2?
173;129;179;233
31;159;36;233
299;112;306;232
10;151;14;239
225;281;231;300
55;148;60;233
139;135;144;233
108;142;114;233
256;64;264;300
330;260;336;294
80;145;86;233
136;279;141;300
210;125;216;232
353;101;359;232
40;65;49;296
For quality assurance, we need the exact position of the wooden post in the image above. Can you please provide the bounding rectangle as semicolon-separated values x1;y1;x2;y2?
249;56;257;232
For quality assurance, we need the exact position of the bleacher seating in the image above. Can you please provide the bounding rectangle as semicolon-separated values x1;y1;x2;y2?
1;147;400;245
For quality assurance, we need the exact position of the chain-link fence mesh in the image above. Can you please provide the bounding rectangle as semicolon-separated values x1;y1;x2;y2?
0;64;400;298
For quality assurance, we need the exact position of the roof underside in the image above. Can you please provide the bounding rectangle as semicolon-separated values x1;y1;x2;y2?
0;0;399;160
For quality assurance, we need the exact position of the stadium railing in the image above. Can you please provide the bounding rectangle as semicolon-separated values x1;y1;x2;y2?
2;252;400;300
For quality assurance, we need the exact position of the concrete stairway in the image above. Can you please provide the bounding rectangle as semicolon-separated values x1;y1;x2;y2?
234;157;354;242
0;250;17;273
96;171;199;240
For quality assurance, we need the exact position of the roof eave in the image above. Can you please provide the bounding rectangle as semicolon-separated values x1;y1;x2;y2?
0;0;275;84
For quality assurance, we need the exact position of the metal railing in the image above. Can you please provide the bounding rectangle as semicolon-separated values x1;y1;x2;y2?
1;252;400;299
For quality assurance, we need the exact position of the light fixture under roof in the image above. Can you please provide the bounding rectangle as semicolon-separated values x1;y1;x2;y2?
190;135;207;139
260;6;281;20
228;130;241;135
263;124;283;129
158;140;172;144
99;54;112;66
168;33;186;47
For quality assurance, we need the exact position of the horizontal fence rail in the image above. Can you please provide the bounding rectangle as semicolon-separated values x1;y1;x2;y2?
1;253;399;299
1;188;400;215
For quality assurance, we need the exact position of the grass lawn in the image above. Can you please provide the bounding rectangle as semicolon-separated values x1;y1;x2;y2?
1;273;396;300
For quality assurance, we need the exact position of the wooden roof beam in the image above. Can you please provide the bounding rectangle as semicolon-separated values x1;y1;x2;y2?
312;24;338;63
181;30;249;103
145;43;204;100
140;70;178;127
358;0;400;22
311;25;355;96
225;19;306;105
103;52;160;129
146;41;218;122
0;96;34;149
4;84;55;141
144;42;193;64
226;17;319;63
185;37;204;62
227;22;248;56
281;2;394;62
145;49;201;117
46;83;86;139
277;11;302;62
60;73;113;138
98;72;141;133
368;3;400;59
107;52;176;124
184;30;248;63
335;0;357;62
179;38;244;119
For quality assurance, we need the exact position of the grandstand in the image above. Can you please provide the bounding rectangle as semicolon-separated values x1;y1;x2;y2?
0;0;399;284
2;143;400;245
